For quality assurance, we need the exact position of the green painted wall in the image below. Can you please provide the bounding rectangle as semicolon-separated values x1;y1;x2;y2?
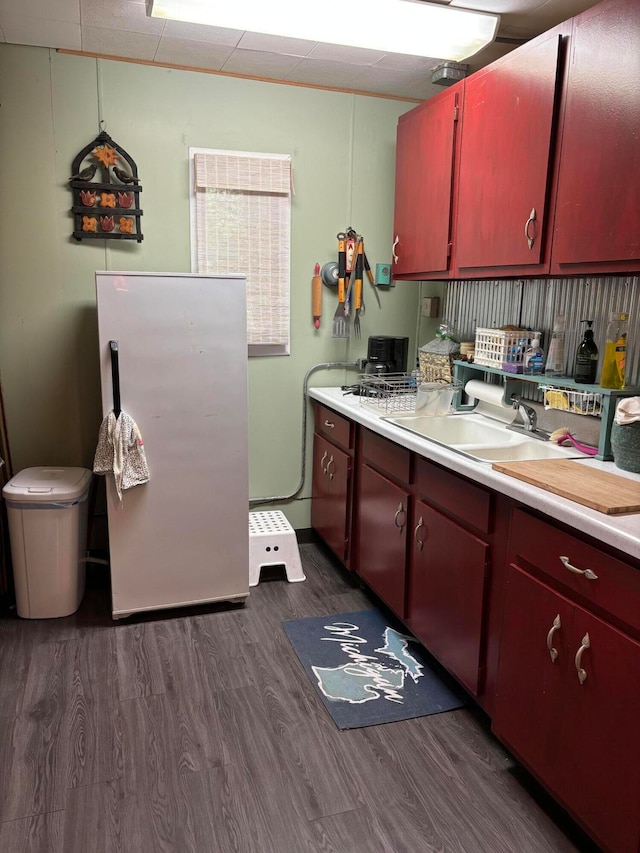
0;44;434;528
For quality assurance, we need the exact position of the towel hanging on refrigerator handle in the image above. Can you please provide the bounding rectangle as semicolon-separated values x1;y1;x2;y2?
109;340;121;418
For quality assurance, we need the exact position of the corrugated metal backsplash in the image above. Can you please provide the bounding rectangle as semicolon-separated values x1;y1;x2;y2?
444;275;639;387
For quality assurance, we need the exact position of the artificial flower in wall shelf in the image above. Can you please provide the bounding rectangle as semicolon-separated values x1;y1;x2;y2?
69;130;143;242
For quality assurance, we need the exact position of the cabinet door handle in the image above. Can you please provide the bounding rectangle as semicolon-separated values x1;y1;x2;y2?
559;556;598;581
414;515;425;551
575;633;590;685
392;235;399;264
546;614;561;663
326;455;335;481
525;207;537;249
320;450;328;474
323;419;335;429
394;502;406;533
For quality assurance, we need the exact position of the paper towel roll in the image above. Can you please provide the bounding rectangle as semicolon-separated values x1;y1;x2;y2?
465;380;517;423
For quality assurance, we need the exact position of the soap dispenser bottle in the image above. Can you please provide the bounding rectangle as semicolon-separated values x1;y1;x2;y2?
600;312;628;389
574;320;598;384
524;338;544;375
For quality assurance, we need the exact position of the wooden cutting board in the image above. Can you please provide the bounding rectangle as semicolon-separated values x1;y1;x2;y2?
492;459;640;514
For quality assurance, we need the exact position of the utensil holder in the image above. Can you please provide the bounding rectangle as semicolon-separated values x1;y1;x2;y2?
611;422;640;473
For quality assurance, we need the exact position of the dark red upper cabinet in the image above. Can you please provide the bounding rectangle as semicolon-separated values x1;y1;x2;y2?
391;83;461;280
551;0;640;275
454;30;564;277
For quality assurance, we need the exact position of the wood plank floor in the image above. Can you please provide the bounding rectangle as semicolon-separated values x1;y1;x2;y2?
0;541;601;852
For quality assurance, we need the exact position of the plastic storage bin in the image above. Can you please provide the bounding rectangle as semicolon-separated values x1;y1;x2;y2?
474;328;542;372
2;467;92;618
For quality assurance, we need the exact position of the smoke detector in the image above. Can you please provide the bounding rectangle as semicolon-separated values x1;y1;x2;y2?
431;61;469;86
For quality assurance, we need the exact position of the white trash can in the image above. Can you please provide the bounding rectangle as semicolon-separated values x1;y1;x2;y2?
2;467;92;618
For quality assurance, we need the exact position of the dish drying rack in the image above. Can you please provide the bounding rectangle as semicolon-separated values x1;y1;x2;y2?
358;373;417;414
541;385;603;416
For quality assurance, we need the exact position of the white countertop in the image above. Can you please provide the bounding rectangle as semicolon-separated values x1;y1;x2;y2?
309;386;640;562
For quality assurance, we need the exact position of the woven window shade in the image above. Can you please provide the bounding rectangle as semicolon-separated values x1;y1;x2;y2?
193;151;292;352
194;152;291;194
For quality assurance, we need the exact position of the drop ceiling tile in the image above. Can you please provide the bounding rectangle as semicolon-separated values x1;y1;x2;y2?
350;65;432;98
80;0;164;36
0;0;79;24
154;36;234;70
81;24;160;60
452;0;597;14
498;23;537;37
162;19;243;46
221;47;304;77
306;42;386;66
466;40;517;71
237;31;316;56
451;0;544;11
373;52;444;72
402;78;449;101
284;58;365;89
0;14;80;49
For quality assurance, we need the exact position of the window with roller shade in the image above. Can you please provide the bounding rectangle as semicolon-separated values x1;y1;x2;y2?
190;148;292;356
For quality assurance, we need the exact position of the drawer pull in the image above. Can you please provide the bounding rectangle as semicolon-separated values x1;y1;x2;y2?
326;455;335;481
414;515;425;551
575;633;590;685
323;419;335;429
392;235;399;264
320;450;328;475
559;556;598;581
394;502;406;534
546;614;561;663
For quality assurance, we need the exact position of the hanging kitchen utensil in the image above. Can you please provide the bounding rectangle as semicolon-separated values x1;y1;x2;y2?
332;232;350;338
312;262;322;329
347;226;380;307
353;237;364;339
344;251;358;316
321;261;339;287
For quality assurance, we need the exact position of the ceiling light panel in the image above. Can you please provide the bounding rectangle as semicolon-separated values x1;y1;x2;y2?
147;0;500;61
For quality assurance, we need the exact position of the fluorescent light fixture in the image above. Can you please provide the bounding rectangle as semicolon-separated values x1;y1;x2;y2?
147;0;500;61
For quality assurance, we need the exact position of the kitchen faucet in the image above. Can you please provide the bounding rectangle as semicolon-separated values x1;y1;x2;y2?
509;393;550;440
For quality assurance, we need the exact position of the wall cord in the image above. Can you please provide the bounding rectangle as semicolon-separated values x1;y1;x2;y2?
249;360;359;507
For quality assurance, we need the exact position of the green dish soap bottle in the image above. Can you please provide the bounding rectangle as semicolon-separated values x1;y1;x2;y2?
600;312;628;389
574;320;598;384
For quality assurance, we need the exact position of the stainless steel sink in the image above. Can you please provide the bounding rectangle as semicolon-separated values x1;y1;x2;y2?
384;413;520;447
454;441;585;463
383;412;588;464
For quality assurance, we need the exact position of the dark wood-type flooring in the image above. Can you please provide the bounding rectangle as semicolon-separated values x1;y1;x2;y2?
0;541;601;852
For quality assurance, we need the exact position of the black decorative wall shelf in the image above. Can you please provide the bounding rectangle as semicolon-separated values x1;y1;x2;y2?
69;130;143;243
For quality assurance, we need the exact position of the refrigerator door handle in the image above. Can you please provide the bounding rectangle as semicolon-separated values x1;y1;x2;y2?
110;340;121;417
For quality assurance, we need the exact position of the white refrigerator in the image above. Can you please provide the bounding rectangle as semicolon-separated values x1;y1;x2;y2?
95;271;249;619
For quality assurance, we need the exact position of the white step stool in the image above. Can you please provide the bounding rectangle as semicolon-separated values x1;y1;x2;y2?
248;510;305;587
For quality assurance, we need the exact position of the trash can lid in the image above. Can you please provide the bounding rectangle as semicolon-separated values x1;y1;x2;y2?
2;467;92;502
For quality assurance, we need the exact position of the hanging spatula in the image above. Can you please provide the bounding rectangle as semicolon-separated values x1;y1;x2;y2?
332;232;350;338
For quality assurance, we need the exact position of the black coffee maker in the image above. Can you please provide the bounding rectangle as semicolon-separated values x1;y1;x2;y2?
364;336;409;375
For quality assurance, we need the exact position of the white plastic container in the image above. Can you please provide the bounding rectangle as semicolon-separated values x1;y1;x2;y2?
416;382;455;416
3;467;92;618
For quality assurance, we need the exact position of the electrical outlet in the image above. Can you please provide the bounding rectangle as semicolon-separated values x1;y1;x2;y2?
375;263;392;286
421;296;440;318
